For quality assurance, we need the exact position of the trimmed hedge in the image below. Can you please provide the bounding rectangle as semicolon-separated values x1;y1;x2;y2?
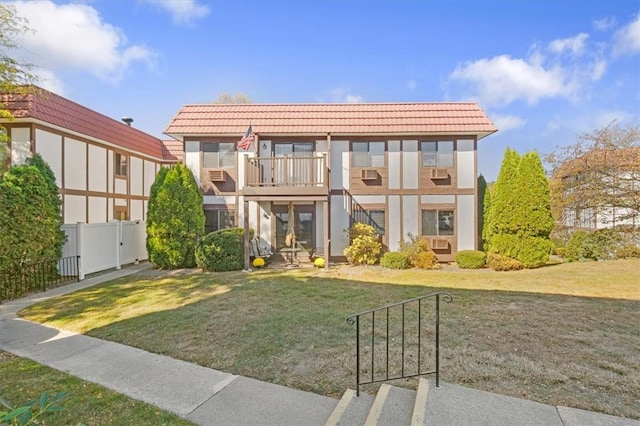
380;252;410;269
195;227;253;272
455;250;486;269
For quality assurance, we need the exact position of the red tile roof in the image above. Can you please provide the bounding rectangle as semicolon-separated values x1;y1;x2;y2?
164;102;497;138
1;87;174;161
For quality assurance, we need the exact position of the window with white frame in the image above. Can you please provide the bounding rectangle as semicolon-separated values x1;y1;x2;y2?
203;142;235;168
353;208;385;235
204;209;235;234
421;209;454;236
421;141;454;167
352;141;385;167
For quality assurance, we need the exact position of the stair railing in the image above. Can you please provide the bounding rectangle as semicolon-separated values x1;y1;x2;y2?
346;292;453;396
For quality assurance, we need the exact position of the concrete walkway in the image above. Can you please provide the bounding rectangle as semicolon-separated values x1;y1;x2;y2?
1;264;638;425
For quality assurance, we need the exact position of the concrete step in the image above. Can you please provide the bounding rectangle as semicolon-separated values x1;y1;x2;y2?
325;383;419;426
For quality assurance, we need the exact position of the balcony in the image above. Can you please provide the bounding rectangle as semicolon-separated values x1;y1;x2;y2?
242;154;329;200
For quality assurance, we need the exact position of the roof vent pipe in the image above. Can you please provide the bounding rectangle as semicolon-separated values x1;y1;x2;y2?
121;117;133;126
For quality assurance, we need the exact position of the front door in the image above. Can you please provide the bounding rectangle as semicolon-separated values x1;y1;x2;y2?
272;204;315;253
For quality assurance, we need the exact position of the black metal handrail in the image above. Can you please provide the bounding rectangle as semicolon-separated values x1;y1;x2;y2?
0;256;80;302
346;292;453;396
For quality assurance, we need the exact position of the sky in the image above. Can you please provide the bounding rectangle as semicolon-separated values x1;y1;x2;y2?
5;0;640;181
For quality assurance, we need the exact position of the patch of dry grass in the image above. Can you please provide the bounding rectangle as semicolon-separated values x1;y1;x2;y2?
20;259;640;419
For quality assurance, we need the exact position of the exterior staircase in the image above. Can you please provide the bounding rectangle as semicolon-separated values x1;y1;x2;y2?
326;379;430;426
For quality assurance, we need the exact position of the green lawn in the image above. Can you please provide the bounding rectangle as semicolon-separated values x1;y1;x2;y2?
0;351;193;425
20;259;640;420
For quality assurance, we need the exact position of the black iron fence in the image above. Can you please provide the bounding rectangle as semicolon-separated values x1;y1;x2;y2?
346;292;453;396
0;256;80;302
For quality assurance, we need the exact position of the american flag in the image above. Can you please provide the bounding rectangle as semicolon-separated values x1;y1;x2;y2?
238;125;255;150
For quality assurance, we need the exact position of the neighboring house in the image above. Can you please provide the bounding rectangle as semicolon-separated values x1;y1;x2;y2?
0;87;178;224
165;102;497;262
555;147;640;230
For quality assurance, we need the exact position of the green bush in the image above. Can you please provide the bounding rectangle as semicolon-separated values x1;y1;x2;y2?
195;227;252;272
343;223;382;265
455;250;486;269
564;230;590;262
487;253;524;271
0;156;65;271
489;234;553;268
565;228;632;262
380;252;410;269
398;233;438;269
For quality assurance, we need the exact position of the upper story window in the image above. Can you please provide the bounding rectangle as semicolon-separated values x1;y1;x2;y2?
203;142;235;169
421;209;454;236
421;141;454;167
353;208;385;235
352;141;385;167
115;153;127;177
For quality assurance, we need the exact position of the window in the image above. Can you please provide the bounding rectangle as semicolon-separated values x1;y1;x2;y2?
421;210;454;236
203;142;235;169
353;209;385;235
352;142;385;167
205;209;235;234
115;153;127;176
421;141;454;167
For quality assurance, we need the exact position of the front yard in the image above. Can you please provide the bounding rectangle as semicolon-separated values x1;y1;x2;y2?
18;259;640;419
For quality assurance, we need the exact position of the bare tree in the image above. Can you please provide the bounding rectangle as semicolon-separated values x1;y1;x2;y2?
546;121;640;228
213;92;253;104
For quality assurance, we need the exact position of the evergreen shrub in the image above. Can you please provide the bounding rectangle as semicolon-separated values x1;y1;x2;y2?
616;245;640;259
195;227;252;272
380;252;410;269
146;164;204;268
455;250;486;269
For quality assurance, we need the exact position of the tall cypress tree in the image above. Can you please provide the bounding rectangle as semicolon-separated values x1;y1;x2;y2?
146;164;204;268
486;148;555;267
485;148;520;250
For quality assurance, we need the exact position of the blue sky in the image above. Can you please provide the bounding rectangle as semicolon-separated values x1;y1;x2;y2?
7;0;640;181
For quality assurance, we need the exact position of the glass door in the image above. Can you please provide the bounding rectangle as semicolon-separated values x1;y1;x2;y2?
273;204;315;253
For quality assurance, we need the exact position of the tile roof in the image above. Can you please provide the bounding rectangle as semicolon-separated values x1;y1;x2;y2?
164;102;497;138
1;87;174;161
161;139;183;162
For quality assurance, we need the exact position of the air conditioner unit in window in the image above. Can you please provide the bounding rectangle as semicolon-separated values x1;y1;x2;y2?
431;168;449;179
208;169;226;182
431;238;449;250
361;169;378;180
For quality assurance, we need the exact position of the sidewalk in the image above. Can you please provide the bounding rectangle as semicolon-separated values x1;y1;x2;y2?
1;264;638;425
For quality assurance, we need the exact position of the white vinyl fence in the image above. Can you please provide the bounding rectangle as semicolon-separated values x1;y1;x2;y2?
61;221;148;280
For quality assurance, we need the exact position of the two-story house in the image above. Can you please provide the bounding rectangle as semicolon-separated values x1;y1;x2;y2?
1;87;178;224
165;102;496;264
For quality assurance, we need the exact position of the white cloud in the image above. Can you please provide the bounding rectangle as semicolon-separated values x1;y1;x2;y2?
448;54;572;107
330;87;363;103
593;16;616;32
548;33;589;56
448;32;610;107
140;0;210;25
491;114;527;132
10;1;155;87
612;14;640;57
